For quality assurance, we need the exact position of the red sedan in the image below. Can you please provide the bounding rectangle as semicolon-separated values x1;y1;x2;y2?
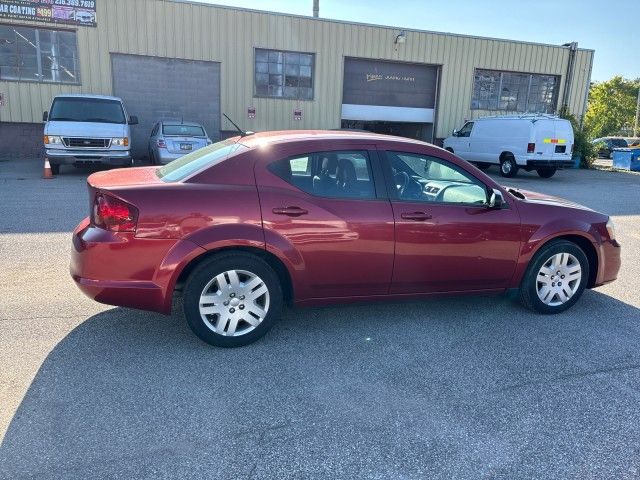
71;131;621;347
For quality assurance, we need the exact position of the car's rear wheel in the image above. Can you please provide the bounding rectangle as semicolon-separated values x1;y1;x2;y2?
183;252;283;347
500;155;518;177
536;167;557;178
520;240;589;314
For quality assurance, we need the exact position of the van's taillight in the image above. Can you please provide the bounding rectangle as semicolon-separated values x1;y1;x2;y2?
157;138;167;149
527;143;535;153
93;193;138;232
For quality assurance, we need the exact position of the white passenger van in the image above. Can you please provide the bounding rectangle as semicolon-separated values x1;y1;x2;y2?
443;115;574;178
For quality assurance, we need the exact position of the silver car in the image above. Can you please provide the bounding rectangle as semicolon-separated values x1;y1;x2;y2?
148;120;212;165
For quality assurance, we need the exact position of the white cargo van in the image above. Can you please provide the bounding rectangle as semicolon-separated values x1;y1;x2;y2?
43;95;138;175
443;115;574;178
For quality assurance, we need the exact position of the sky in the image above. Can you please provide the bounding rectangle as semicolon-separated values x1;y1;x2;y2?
193;0;638;82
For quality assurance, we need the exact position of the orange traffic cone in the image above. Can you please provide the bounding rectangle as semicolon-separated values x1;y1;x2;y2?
42;158;54;179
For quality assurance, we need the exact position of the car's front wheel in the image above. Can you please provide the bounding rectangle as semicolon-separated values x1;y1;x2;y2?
183;252;283;347
520;240;589;314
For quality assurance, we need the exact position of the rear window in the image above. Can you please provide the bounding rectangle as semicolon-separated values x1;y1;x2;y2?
162;124;206;136
49;97;126;124
157;139;247;182
611;139;628;147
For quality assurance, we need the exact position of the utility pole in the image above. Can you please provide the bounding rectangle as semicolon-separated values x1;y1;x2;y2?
635;85;640;137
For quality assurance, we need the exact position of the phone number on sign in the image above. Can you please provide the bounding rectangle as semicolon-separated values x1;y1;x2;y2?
48;0;95;8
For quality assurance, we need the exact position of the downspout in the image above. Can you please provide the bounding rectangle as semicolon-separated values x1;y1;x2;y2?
562;42;578;113
313;0;319;17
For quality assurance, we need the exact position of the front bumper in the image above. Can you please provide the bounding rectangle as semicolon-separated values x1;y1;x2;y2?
595;239;621;287
46;148;131;166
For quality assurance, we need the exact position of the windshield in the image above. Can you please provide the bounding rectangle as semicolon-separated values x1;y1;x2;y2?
49;98;126;124
157;138;247;182
163;124;206;136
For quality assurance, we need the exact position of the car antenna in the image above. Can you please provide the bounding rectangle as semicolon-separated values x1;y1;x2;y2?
223;113;254;137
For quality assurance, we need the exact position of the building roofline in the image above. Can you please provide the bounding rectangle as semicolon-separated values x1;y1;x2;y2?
167;0;594;53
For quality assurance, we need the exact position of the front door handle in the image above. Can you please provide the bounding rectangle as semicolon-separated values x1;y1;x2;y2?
272;206;309;217
401;211;432;221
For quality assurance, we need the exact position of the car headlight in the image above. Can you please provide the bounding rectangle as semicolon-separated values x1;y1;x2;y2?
606;218;616;241
44;135;62;145
112;137;129;147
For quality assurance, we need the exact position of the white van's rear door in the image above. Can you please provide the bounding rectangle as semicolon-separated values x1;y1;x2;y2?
551;120;574;161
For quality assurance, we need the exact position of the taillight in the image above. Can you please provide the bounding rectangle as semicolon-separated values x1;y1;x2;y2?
93;193;138;232
157;138;167;149
527;143;535;153
571;143;574;154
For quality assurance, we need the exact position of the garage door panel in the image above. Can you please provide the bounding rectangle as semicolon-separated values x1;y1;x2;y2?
111;54;220;159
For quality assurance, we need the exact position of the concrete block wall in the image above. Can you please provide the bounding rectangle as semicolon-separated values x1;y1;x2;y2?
0;123;44;159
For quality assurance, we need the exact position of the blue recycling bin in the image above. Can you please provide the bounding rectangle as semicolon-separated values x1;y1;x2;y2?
612;148;640;171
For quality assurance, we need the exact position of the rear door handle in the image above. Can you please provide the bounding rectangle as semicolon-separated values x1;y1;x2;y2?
401;211;432;221
272;206;309;217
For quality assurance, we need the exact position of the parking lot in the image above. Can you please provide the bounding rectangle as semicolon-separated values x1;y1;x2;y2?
1;157;639;479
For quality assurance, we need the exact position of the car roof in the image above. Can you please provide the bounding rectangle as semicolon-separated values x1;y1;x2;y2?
237;130;429;148
53;94;123;101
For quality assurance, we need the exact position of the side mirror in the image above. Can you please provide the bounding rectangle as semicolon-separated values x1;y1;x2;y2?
452;129;458;137
128;115;139;125
42;111;48;122
487;188;505;209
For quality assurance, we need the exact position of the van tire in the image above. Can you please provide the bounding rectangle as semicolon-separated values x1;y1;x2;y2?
499;155;518;178
50;163;60;175
445;147;454;153
536;167;557;178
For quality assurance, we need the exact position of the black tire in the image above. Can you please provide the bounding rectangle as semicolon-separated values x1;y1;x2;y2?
499;155;518;178
183;252;283;347
536;167;557;178
475;162;491;171
149;150;156;166
519;240;589;314
445;147;454;153
50;163;60;175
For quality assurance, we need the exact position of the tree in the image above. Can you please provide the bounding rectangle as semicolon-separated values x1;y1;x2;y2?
584;76;640;139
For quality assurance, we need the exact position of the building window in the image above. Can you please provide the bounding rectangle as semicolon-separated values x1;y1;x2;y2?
0;25;79;84
255;48;314;100
471;69;558;113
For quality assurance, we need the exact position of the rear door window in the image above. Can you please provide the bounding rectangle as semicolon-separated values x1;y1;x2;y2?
269;150;376;199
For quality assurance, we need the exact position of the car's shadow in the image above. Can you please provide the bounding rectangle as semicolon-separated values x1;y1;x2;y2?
2;291;640;478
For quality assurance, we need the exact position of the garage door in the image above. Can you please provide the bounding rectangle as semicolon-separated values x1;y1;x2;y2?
111;54;221;159
342;58;438;123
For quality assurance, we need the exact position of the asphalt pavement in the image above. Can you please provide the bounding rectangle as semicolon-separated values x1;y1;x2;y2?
1;159;639;479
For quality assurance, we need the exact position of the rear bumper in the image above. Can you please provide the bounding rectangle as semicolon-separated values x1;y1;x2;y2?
70;218;177;313
71;217;207;314
47;148;131;166
525;159;574;169
157;150;185;164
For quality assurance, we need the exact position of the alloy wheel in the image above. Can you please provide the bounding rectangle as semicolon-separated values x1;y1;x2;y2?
199;269;270;336
535;252;582;306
